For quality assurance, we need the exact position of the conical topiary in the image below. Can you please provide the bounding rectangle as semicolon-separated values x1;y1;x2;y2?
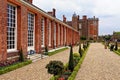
68;45;74;71
19;48;24;62
115;42;118;51
78;43;82;57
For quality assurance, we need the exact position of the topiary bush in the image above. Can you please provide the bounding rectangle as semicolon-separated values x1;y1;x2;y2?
114;42;118;51
78;43;82;57
68;45;74;72
19;48;24;62
46;60;64;76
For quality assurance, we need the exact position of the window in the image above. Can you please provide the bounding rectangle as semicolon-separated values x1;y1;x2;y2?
41;18;45;47
28;13;34;48
7;4;17;51
58;25;60;45
54;23;56;46
64;27;66;44
48;21;51;46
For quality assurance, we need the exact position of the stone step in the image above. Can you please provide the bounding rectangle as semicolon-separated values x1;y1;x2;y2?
27;54;48;62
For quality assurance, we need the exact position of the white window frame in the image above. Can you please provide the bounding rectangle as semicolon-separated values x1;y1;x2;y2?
58;25;60;46
7;3;17;52
41;18;45;47
54;23;56;46
48;21;51;46
64;27;66;44
27;12;35;51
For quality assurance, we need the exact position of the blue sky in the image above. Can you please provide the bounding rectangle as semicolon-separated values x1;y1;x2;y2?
33;0;120;35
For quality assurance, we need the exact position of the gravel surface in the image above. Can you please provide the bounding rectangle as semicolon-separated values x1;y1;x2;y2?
75;43;120;80
0;46;78;80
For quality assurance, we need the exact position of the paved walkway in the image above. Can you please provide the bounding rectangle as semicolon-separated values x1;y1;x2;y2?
75;43;120;80
0;46;78;80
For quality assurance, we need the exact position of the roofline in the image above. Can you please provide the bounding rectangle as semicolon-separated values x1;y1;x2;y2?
18;0;78;32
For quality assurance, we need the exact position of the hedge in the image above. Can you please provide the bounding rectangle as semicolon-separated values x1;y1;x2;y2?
0;60;32;75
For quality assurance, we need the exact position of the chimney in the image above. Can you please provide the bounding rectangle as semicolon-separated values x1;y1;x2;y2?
83;15;87;20
78;15;80;20
63;15;66;23
53;8;56;17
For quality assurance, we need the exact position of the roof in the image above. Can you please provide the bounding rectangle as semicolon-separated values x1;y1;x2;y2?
18;0;78;32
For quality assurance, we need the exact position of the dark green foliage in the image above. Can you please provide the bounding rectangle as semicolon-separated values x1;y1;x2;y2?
44;46;48;55
110;44;114;51
19;48;24;62
68;45;74;71
78;43;82;57
46;60;64;76
115;42;118;51
0;60;32;75
83;44;87;50
80;36;86;41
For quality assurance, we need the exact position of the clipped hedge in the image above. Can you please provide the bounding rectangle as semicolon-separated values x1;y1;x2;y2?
68;45;89;80
0;60;32;75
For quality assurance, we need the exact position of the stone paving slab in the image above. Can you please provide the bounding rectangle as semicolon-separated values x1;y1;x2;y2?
0;46;79;80
75;43;120;80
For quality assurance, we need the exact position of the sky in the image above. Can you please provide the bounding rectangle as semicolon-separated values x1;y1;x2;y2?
33;0;120;35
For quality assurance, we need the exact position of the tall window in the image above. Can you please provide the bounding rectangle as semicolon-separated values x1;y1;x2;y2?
41;18;45;47
64;27;66;44
48;21;51;46
58;25;60;46
28;13;34;48
7;4;17;51
54;23;56;46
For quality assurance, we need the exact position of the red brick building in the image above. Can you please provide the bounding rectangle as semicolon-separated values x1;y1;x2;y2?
67;13;99;40
0;0;79;62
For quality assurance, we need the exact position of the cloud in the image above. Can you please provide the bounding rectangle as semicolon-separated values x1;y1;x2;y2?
33;0;120;35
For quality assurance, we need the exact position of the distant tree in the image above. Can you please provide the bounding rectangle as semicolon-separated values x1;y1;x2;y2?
80;36;86;41
68;45;74;71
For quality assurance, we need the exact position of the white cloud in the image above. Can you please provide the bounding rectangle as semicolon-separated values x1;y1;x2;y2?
33;0;120;35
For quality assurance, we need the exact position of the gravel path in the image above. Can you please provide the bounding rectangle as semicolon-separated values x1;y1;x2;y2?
75;43;120;80
0;46;78;80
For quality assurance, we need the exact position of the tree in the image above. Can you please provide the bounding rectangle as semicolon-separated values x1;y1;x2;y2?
115;42;118;51
78;43;82;57
19;48;24;62
46;60;64;76
80;36;86;41
68;45;74;71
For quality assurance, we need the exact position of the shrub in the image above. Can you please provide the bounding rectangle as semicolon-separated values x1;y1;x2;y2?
19;48;24;62
114;42;118;51
78;43;82;57
110;44;114;51
46;60;64;76
50;75;60;80
68;45;74;71
0;60;32;75
73;53;80;57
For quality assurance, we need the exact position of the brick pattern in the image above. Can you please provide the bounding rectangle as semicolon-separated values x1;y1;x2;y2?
0;0;80;62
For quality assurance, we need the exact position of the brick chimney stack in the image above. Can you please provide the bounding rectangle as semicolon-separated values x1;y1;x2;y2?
78;15;80;20
83;15;87;20
53;8;56;17
63;15;66;23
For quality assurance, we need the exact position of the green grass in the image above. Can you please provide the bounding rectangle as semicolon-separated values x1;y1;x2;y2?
0;60;32;75
68;45;89;80
48;47;68;56
113;49;120;56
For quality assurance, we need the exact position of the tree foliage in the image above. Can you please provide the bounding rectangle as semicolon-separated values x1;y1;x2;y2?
68;45;74;71
46;60;64;76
